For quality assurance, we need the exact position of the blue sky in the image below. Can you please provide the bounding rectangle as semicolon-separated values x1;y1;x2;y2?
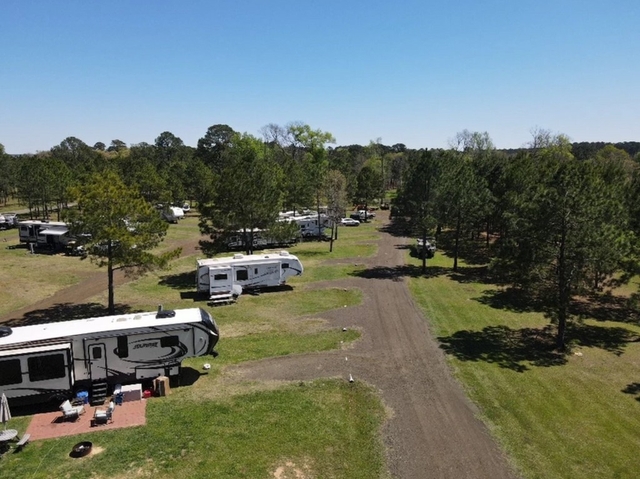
1;1;638;154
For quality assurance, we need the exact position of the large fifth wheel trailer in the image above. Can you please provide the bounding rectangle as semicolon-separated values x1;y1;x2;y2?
0;307;219;405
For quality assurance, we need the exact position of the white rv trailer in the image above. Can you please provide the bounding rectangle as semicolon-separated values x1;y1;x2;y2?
0;307;219;405
282;213;329;238
196;251;303;303
18;220;67;244
415;237;437;258
162;206;185;223
225;228;297;251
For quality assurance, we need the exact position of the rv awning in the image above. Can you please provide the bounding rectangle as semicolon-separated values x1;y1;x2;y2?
0;343;72;357
39;228;68;236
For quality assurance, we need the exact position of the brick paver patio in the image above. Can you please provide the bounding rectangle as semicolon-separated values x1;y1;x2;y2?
26;399;147;440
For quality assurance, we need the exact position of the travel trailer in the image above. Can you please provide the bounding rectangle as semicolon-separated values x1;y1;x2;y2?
18;220;67;244
196;251;303;303
225;228;298;251
0;213;18;229
0;307;219;405
284;213;329;238
162;206;185;223
415;237;437;258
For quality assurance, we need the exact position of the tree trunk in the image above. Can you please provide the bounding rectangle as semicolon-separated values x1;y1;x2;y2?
556;227;568;351
421;229;427;274
107;241;115;315
329;223;334;252
453;211;461;272
486;220;490;248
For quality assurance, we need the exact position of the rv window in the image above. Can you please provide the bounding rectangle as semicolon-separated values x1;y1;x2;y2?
0;359;22;385
282;263;289;269
92;346;102;359
160;335;179;348
236;270;248;281
254;268;258;274
28;354;66;382
117;336;129;358
213;274;228;281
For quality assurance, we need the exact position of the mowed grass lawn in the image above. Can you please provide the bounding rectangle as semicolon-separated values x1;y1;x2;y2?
0;228;98;316
1;215;388;479
408;250;640;479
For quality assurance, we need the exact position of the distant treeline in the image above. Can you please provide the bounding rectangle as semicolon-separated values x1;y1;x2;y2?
500;141;640;161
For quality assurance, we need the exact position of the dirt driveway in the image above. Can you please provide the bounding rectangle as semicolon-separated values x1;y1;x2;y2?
229;216;518;479
2;215;518;478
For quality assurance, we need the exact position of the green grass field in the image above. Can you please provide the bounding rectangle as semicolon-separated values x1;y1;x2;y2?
0;216;388;479
408;250;640;479
4;212;640;478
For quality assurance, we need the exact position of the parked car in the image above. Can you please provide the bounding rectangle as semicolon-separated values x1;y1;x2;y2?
341;218;360;226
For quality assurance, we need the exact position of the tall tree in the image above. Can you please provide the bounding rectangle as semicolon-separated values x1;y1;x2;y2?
438;150;491;271
65;171;179;314
196;124;235;174
50;137;98;178
325;169;348;252
153;131;192;203
123;143;169;204
0;144;17;206
395;150;441;272
199;133;283;255
354;165;383;222
288;123;336;233
493;137;630;349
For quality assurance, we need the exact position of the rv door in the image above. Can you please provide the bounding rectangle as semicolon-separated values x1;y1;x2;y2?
208;267;233;294
88;343;107;381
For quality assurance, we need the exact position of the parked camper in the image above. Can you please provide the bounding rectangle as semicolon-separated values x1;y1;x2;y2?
162;206;185;223
0;307;218;405
0;213;18;229
286;213;329;238
225;228;298;251
415;237;436;258
18;220;67;244
196;251;303;303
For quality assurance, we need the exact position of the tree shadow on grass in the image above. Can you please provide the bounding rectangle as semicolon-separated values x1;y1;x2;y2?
4;302;137;327
475;287;548;314
571;293;640;326
622;383;640;402
570;322;639;356
448;265;501;285
438;322;638;372
438;325;566;372
436;231;491;266
159;271;193;290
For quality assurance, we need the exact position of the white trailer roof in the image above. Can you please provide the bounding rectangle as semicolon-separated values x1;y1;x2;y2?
0;308;208;350
39;228;69;236
196;251;296;268
18;220;66;227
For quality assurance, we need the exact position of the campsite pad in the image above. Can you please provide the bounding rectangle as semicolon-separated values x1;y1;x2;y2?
26;399;147;440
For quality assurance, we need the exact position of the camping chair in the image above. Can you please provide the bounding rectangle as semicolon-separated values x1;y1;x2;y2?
92;401;115;426
60;400;85;421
